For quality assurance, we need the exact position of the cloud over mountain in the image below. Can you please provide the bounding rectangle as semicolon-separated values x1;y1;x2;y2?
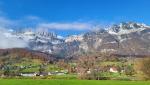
37;22;93;30
0;28;28;49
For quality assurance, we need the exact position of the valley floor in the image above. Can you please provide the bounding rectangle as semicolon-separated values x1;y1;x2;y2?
0;79;149;85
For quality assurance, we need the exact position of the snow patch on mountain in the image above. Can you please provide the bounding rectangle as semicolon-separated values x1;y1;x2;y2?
108;22;150;35
65;35;83;42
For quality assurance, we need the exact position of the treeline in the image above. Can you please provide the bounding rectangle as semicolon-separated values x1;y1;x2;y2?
0;48;57;62
61;52;150;80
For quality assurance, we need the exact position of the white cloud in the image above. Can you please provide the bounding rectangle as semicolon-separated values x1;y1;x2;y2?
0;16;29;49
24;15;40;20
0;28;28;49
0;36;28;49
0;15;108;49
0;17;14;26
0;15;98;31
0;16;20;30
37;22;93;30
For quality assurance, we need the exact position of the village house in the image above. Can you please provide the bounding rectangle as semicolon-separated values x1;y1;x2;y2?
20;72;37;77
109;67;118;73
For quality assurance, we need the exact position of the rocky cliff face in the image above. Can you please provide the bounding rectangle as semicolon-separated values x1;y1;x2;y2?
0;22;150;58
63;22;150;57
0;29;64;54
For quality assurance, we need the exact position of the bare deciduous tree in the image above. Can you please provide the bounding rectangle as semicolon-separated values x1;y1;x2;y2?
76;54;102;80
140;57;150;80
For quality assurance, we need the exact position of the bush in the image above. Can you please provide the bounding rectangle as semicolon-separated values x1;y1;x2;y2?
140;57;150;80
124;64;135;76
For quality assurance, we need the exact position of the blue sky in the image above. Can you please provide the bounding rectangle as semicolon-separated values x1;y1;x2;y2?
0;0;150;36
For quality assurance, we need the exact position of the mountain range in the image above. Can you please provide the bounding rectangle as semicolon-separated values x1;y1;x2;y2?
0;22;150;58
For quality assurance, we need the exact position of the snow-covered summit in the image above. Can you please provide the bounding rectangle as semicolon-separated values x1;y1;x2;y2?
108;22;150;35
0;29;64;53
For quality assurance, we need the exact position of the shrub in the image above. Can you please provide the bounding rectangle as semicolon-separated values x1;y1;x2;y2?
140;57;150;80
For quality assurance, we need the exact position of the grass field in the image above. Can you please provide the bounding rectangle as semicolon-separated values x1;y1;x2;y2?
0;79;149;85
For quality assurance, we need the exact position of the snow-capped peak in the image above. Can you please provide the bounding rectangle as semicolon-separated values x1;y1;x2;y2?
108;22;150;35
65;34;83;42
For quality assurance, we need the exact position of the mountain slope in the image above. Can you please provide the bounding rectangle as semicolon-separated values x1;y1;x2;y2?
63;22;150;57
0;22;149;58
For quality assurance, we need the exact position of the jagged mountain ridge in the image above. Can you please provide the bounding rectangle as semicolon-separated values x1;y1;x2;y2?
0;22;150;57
1;30;64;54
64;22;150;56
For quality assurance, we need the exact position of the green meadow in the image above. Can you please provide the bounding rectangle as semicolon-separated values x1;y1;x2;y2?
0;79;149;85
